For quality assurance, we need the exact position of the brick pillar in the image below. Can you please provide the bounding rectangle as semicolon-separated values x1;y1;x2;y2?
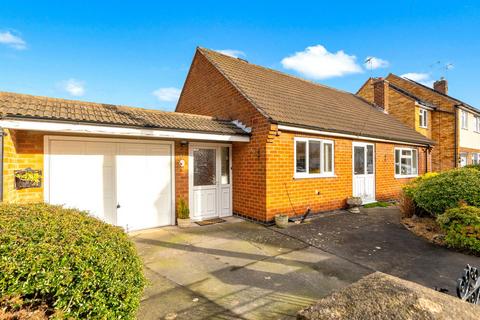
373;78;390;111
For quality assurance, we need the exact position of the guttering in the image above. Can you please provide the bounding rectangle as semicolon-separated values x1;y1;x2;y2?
277;124;431;147
0;119;250;142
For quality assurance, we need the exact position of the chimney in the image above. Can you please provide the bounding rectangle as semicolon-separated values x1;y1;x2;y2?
434;78;448;94
373;78;389;111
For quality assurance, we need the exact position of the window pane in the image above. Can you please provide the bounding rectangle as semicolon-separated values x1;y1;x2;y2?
401;149;411;157
194;149;216;186
354;146;365;175
401;157;412;175
395;149;400;175
296;141;306;173
220;147;230;184
366;145;374;174
309;141;321;174
323;143;333;173
412;150;418;174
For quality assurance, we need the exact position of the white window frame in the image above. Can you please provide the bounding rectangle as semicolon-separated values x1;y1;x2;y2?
475;116;480;133
294;137;335;179
419;108;428;128
394;147;419;178
461;110;469;130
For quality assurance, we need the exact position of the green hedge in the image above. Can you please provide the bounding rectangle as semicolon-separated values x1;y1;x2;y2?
0;203;146;319
411;168;480;216
437;206;480;253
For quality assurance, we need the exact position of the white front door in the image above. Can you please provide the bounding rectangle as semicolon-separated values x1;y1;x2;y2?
353;142;375;204
460;153;468;167
190;144;232;220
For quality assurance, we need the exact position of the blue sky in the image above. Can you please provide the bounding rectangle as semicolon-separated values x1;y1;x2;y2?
1;1;479;111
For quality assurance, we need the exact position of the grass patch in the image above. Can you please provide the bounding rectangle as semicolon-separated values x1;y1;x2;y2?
363;201;391;208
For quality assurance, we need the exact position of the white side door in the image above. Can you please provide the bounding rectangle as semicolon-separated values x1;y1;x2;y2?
191;147;218;220
353;142;375;204
460;153;468;167
116;143;173;231
190;145;232;221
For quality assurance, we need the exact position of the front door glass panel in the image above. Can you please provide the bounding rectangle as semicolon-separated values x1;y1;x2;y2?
193;148;216;186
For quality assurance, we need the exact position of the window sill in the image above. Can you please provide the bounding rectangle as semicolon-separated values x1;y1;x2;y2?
395;174;418;179
419;126;428;129
294;173;337;179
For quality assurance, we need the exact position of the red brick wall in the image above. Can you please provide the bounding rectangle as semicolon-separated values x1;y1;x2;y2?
264;129;427;221
174;141;189;218
176;50;271;220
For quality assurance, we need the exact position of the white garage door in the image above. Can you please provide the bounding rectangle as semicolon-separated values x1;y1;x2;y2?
46;137;174;231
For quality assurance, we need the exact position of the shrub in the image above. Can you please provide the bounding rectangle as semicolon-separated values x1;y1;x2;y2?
411;168;480;216
400;172;439;217
437;205;480;253
0;203;146;319
465;164;480;171
177;196;190;219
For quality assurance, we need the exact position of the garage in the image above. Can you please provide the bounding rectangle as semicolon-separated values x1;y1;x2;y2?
45;136;174;231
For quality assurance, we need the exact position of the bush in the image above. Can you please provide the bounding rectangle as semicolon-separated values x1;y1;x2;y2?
400;172;439;217
0;203;146;319
465;164;480;171
437;205;480;253
411;168;480;216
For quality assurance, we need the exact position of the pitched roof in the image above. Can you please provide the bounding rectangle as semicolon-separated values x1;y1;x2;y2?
388;73;480;114
198;48;433;146
388;83;437;109
0;91;247;136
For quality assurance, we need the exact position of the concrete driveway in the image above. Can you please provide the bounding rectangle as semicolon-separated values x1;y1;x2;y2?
132;218;370;320
132;207;480;319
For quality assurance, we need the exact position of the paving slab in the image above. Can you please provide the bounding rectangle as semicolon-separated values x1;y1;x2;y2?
133;217;370;319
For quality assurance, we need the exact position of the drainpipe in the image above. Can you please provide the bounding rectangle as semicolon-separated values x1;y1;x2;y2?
0;129;3;202
454;105;459;168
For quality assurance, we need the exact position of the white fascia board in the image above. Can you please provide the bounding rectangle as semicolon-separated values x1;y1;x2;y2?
0;119;250;142
277;124;429;147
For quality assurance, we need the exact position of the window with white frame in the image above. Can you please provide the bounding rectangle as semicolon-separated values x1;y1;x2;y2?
419;108;428;128
295;138;334;178
394;148;418;177
475;116;480;133
461;110;469;130
473;153;480;165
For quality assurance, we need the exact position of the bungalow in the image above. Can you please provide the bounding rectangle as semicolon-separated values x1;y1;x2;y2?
0;48;434;228
176;48;433;222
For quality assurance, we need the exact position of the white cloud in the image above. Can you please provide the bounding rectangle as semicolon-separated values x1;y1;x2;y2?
0;31;26;50
61;79;85;96
216;49;246;58
152;87;181;102
401;72;434;87
281;45;363;80
364;56;389;70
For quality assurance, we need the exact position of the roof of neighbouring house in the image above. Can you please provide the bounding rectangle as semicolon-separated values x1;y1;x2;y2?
197;48;434;146
388;73;480;114
0;91;248;135
388;83;438;109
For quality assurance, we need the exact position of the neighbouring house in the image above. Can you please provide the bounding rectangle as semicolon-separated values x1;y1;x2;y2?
0;48;434;228
176;48;433;222
357;74;480;171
